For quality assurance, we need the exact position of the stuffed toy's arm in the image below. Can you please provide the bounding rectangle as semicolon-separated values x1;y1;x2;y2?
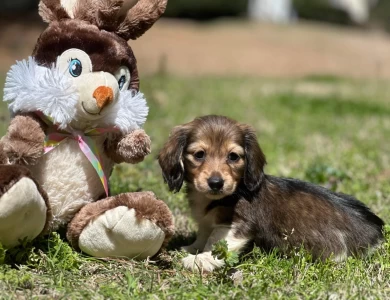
1;113;46;165
105;129;151;164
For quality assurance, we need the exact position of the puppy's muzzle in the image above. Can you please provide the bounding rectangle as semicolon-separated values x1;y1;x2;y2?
207;176;224;191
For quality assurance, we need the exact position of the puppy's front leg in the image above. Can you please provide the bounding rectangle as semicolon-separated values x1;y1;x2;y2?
182;226;249;272
182;222;213;254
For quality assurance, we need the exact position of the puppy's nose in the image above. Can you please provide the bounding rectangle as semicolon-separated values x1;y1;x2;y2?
93;86;114;109
207;176;224;191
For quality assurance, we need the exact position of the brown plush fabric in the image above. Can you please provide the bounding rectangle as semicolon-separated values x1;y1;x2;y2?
0;141;7;165
68;0;167;40
1;113;46;166
32;20;140;91
39;0;71;23
116;0;168;40
0;165;52;236
35;0;167;91
105;129;151;164
73;0;124;31
104;134;125;163
66;191;174;250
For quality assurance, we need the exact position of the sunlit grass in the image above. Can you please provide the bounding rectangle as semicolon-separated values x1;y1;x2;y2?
0;75;389;298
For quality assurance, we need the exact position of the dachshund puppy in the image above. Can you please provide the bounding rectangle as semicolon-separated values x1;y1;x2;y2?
158;115;384;272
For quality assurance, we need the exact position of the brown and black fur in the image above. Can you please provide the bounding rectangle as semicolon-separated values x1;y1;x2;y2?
158;115;384;261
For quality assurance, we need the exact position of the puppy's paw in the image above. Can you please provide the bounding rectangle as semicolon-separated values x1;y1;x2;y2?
182;252;224;273
181;243;201;254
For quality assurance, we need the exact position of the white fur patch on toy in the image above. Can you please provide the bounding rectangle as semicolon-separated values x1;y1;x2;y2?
78;206;165;259
102;89;148;133
4;57;148;133
4;57;78;128
0;177;47;248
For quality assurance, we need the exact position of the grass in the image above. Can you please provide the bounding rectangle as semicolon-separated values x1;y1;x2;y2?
0;74;390;299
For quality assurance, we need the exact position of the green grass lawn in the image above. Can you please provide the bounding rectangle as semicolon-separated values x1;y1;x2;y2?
0;75;390;299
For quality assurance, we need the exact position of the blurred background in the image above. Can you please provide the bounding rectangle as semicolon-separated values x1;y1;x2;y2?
0;0;389;200
0;0;390;78
0;0;390;262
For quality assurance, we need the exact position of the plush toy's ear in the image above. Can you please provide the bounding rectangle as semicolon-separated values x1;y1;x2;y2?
117;0;140;18
116;0;168;40
47;0;166;40
38;0;71;23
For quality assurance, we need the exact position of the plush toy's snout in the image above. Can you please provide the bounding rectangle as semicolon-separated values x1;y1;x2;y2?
75;70;120;117
94;86;114;110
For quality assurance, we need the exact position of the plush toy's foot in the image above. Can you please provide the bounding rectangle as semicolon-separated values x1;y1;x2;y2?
67;192;174;260
0;165;51;248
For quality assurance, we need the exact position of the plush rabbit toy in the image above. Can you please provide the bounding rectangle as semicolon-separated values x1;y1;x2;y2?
0;0;174;260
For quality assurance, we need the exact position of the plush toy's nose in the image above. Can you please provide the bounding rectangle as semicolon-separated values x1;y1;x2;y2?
93;86;114;109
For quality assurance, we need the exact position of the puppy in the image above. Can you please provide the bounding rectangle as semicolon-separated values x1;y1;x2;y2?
158;115;384;272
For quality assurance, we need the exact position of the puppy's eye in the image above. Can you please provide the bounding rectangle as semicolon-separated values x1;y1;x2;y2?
228;152;240;162
193;151;205;160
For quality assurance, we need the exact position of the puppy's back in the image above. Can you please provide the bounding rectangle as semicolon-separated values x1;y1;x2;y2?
248;176;384;260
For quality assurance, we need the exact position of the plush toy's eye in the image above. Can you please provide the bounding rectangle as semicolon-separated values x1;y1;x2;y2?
69;59;82;77
114;66;131;91
118;75;126;90
57;49;92;77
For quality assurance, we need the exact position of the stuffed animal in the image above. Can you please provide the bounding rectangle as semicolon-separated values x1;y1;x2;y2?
0;0;174;260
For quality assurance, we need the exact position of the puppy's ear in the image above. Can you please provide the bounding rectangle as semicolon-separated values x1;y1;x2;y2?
158;125;189;193
240;125;266;192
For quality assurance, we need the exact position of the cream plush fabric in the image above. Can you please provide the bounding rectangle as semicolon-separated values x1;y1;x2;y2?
79;206;166;259
0;177;47;248
27;136;113;229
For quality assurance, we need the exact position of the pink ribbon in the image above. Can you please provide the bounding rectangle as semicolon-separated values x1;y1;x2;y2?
37;112;119;196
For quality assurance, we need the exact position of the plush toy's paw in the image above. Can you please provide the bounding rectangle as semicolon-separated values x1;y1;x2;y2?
117;129;151;164
182;252;224;273
0;165;51;248
2;114;45;165
67;192;174;259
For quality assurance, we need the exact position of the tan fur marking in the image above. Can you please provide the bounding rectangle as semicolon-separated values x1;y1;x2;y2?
185;137;245;199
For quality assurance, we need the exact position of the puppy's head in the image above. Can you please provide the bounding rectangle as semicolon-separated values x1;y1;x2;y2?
158;115;266;199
